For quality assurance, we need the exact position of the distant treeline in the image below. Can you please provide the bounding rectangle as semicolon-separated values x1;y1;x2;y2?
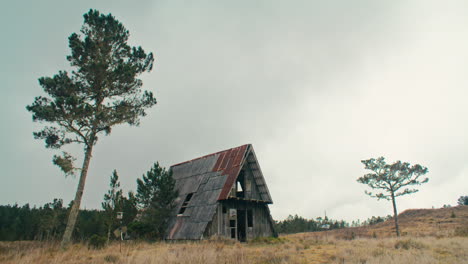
0;164;180;243
1;199;392;241
274;214;392;234
0;199;105;241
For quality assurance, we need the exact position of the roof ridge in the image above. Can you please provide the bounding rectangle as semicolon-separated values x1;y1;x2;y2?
170;144;251;168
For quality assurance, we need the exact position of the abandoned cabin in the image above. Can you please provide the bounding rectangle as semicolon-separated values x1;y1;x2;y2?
165;144;276;241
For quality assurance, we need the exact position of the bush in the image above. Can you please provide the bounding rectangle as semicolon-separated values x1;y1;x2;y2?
104;254;119;263
454;226;468;237
394;239;426;250
451;211;456;218
250;236;286;244
88;234;107;249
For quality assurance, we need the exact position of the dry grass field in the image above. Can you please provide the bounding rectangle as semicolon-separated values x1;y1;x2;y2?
1;206;467;264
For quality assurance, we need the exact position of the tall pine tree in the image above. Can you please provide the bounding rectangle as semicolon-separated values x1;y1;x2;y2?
26;9;156;248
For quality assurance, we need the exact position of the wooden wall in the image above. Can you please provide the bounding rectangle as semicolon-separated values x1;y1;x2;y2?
204;200;274;240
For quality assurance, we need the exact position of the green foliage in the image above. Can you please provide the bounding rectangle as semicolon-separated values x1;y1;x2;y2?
358;157;428;237
102;170;124;242
127;221;152;239
362;215;390;226
102;170;123;213
0;199;108;241
274;214;348;234
135;163;178;239
88;234;107;249
26;9;156;247
121;191;138;226
26;8;156;159
52;152;77;177
358;157;429;200
458;196;468;206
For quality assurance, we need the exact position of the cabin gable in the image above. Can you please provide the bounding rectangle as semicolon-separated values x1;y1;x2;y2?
165;144;276;241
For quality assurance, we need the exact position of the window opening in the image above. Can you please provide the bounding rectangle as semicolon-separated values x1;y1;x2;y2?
231;228;236;238
247;210;253;227
230;220;236;239
237;181;243;191
236;170;245;198
178;193;193;215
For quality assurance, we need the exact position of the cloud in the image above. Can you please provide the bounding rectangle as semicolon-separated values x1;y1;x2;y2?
1;1;467;223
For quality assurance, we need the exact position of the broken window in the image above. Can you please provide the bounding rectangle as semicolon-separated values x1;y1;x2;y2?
236;170;245;198
229;209;237;217
178;193;193;215
247;210;253;227
237;181;243;192
230;220;236;239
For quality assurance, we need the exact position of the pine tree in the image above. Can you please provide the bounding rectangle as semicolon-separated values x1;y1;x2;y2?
458;196;468;206
135;163;178;239
357;157;428;237
26;9;156;248
102;170;123;243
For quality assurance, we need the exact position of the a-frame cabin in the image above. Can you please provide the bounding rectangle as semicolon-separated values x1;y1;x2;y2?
165;144;276;241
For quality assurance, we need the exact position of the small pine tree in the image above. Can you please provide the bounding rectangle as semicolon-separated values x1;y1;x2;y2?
121;191;138;227
102;170;123;243
135;163;178;239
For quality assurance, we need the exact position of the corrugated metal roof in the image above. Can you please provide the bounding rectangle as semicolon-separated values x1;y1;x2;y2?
165;144;273;240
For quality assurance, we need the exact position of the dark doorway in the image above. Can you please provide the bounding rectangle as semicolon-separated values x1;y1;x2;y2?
237;209;246;242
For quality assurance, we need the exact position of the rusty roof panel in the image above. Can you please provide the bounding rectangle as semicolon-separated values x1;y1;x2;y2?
216;145;249;200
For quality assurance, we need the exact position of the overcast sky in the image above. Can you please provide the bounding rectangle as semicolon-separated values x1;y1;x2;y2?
1;1;468;222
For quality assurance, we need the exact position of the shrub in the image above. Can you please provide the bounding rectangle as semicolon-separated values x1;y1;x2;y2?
394;239;426;250
88;234;106;250
457;196;468;206
340;231;356;240
250;236;286;244
104;254;119;263
454;226;468;237
206;235;237;245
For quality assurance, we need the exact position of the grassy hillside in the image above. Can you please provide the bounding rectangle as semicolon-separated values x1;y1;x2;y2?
321;205;468;240
1;206;467;264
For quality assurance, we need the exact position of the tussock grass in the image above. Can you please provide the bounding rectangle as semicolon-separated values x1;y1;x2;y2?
0;236;467;264
1;206;467;263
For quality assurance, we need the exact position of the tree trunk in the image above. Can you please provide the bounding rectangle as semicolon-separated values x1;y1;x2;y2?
391;191;400;237
107;221;111;244
61;143;94;248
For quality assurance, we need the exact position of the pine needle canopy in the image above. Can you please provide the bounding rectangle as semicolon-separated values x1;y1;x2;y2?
27;9;156;150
